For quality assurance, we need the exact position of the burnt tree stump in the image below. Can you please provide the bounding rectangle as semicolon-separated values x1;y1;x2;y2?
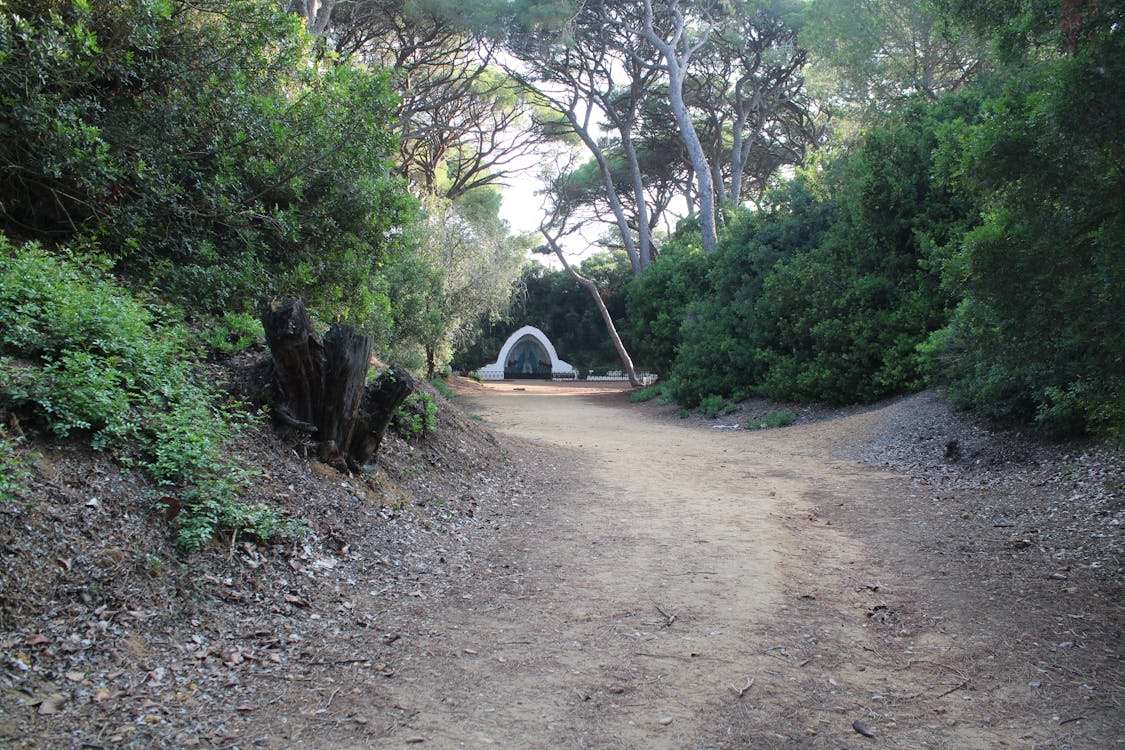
261;297;413;470
349;367;414;466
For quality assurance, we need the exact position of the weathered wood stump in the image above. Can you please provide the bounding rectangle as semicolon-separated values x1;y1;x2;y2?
261;297;413;470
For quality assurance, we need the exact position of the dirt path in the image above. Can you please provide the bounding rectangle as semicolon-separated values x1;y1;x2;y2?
378;381;794;748
318;381;1119;749
5;378;1119;750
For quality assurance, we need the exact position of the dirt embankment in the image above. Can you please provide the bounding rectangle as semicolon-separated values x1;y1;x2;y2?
1;379;1121;749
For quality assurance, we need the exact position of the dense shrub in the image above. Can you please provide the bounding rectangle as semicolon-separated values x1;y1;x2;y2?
755;98;974;403
0;238;302;549
925;20;1124;438
0;0;413;329
625;233;712;376
663;176;834;407
658;95;976;408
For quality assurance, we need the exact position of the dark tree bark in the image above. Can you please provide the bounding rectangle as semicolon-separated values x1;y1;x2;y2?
261;297;324;431
348;367;414;467
261;297;413;470
320;324;373;460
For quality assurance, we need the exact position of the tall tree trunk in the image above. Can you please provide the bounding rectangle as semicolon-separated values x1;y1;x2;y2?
567;110;646;274
665;63;718;254
640;0;719;254
261;297;413;470
541;231;640;387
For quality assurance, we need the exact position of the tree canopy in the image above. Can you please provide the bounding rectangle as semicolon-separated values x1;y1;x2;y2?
2;0;1121;452
621;0;1123;438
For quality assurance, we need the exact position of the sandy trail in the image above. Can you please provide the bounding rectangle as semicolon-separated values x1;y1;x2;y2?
365;382;881;748
428;383;793;747
324;381;1102;749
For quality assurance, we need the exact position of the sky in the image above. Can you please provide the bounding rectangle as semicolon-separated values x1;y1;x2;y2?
497;173;545;236
496;150;594;269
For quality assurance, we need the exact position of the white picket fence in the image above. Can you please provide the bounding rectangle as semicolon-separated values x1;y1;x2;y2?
470;370;657;385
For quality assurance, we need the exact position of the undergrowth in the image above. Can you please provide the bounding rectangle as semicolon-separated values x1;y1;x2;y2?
748;409;797;430
195;312;265;357
0;425;31;504
699;394;737;418
0;238;303;550
630;384;667;403
430;377;456;401
393;392;438;439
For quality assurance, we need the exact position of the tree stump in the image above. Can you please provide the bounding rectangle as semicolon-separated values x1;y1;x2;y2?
349;367;414;466
261;297;413;470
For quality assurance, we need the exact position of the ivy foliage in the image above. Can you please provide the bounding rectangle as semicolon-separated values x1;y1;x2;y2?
0;238;304;550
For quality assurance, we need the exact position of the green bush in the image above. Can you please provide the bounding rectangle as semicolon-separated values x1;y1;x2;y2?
393;392;438;439
748;409;797;430
0;239;302;549
925;24;1124;439
0;0;414;329
629;384;665;403
698;394;736;418
196;313;265;357
667;184;831;408
666;95;976;408
626;236;713;376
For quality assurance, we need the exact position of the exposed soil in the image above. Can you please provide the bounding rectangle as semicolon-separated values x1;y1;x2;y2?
1;377;1121;749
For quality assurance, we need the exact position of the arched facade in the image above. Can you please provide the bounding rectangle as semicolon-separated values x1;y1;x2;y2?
478;325;575;380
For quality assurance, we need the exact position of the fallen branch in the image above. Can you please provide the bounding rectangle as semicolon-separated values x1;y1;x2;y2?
933;680;968;699
634;652;732;663
759;645;791;660
669;571;719;576
653;602;677;627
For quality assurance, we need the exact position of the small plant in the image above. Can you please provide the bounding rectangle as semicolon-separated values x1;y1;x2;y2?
196;312;264;357
677;408;691;419
466;370;483;382
393;392;438;439
429;377;456;401
0;425;32;504
748;409;797;430
630;384;665;403
698;394;736;418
